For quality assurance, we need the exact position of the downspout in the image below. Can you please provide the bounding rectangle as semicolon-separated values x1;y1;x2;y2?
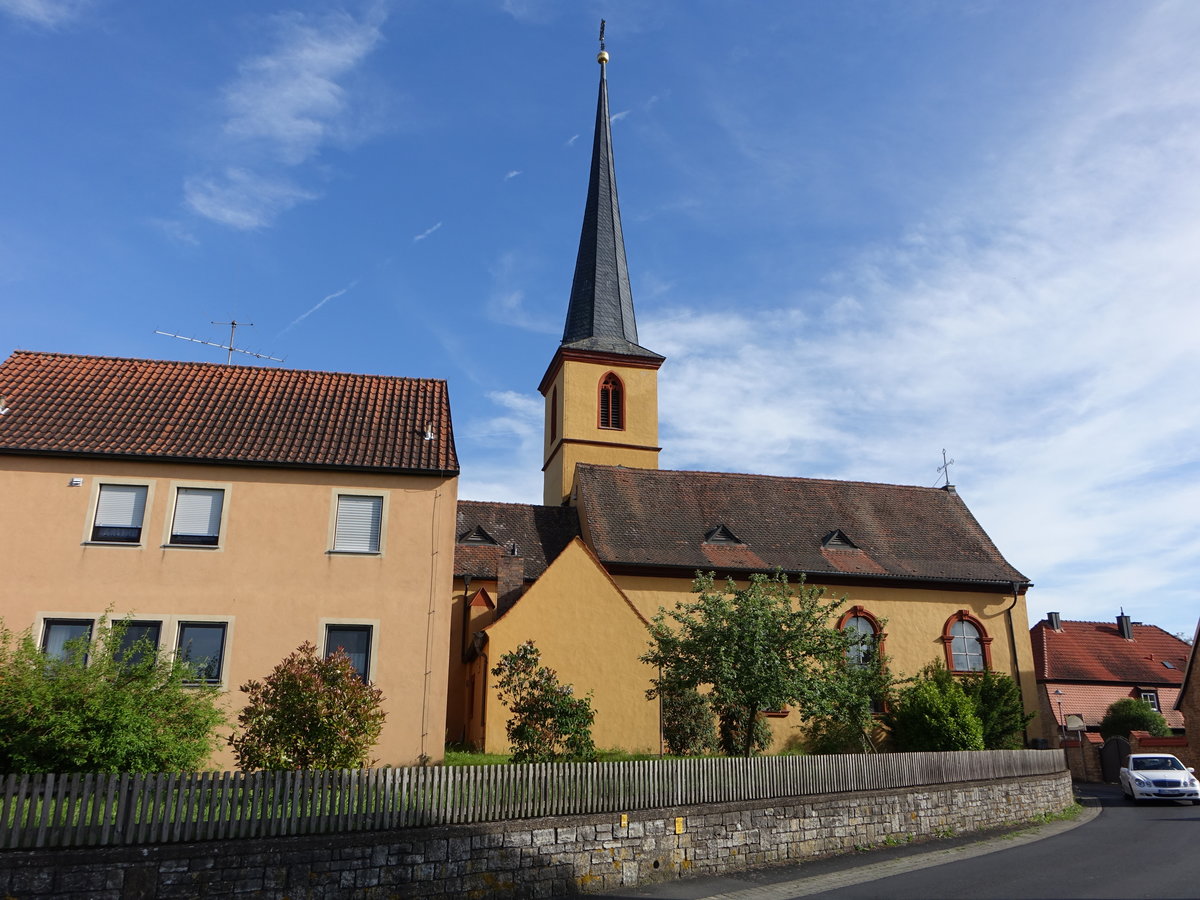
1006;581;1031;746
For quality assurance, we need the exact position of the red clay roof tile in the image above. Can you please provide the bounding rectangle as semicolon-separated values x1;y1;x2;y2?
1031;619;1191;685
0;351;458;474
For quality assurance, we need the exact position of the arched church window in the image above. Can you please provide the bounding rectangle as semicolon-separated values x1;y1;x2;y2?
598;373;624;430
550;386;558;442
940;611;992;672
837;606;884;669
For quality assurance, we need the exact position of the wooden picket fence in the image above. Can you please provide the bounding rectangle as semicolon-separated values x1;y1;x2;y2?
0;749;1065;851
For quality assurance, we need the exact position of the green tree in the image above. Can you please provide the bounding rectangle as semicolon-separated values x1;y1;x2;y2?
658;681;717;756
960;668;1034;749
230;642;386;771
642;571;861;757
804;635;894;754
1098;697;1172;740
0;617;224;773
885;663;985;751
491;641;596;764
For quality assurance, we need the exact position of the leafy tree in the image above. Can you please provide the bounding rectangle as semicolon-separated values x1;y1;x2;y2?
642;571;861;757
885;663;985;751
0;617;224;773
804;621;896;754
230;642;386;771
960;668;1034;749
491;641;596;763
1098;697;1171;740
658;681;717;756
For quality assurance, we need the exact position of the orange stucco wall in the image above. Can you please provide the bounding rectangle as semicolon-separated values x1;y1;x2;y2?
542;358;659;505
614;574;1041;751
0;455;457;768
467;540;660;755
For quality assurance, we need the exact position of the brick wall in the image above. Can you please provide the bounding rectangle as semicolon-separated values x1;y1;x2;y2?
0;773;1073;900
1061;734;1104;782
1129;731;1194;768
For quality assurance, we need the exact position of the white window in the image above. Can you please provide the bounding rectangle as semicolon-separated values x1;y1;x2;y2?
91;484;148;543
176;622;227;684
843;615;876;668
333;494;383;553
42;619;93;661
949;619;985;672
325;624;373;682
170;488;224;546
1141;691;1161;712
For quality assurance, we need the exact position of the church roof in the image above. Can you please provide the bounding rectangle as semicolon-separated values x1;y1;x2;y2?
573;464;1029;588
455;500;580;582
1031;618;1191;685
0;350;458;474
559;53;661;362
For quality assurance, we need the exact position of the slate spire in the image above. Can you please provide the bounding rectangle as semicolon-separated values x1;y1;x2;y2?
560;40;662;360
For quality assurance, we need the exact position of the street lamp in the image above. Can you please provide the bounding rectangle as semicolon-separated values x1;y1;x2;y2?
1053;689;1066;741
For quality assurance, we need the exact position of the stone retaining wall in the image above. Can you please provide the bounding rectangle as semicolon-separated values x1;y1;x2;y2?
0;771;1072;899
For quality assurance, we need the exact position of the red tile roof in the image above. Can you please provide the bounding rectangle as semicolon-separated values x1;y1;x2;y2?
454;500;580;582
1042;682;1184;730
573;464;1027;587
1031;619;1190;685
0;351;458;474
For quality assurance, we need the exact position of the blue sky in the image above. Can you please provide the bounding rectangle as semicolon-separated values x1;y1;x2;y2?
3;1;1198;639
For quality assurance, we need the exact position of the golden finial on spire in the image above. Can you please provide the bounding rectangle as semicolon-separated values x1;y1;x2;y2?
597;19;609;64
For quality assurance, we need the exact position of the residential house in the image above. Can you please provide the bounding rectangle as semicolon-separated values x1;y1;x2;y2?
0;350;459;767
1173;619;1200;769
1030;612;1191;747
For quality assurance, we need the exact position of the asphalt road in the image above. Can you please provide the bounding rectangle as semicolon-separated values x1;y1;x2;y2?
594;785;1199;900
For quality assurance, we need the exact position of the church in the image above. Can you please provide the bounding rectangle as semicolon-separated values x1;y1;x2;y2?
447;46;1039;754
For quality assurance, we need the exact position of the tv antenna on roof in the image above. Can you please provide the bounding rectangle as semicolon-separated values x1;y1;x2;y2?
936;448;955;487
155;320;284;365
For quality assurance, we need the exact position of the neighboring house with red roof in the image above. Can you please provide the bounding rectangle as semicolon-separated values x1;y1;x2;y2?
1030;613;1191;747
446;51;1039;754
0;350;459;767
1174;619;1200;768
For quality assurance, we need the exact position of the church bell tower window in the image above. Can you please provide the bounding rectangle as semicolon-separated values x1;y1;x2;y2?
599;373;624;430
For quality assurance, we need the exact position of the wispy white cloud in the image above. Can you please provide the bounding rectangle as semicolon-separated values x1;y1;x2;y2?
565;134;580;147
0;0;91;27
413;221;442;242
278;280;359;335
184;6;387;230
184;168;317;231
486;251;558;335
504;170;522;181
610;109;630;124
640;3;1200;636
458;390;544;503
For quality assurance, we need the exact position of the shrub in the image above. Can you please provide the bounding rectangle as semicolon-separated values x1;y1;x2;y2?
960;668;1034;749
230;642;386;771
0;616;224;773
491;641;596;764
886;663;984;751
1098;697;1171;740
659;682;717;756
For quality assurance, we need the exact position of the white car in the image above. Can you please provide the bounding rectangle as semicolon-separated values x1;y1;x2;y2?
1120;753;1200;803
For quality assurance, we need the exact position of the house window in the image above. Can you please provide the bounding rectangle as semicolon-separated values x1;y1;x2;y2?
941;611;993;672
42;619;93;661
117;621;162;667
170;488;224;546
176;622;227;684
91;484;148;543
325;624;372;683
1140;691;1161;712
333;494;383;553
598;373;624;430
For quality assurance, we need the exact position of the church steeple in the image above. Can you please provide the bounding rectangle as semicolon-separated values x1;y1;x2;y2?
560;35;660;361
539;27;664;507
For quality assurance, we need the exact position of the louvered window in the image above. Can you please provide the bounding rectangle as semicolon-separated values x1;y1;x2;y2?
92;483;147;542
170;488;224;546
334;495;383;553
599;373;624;429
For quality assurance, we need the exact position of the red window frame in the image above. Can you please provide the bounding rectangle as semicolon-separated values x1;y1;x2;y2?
939;610;993;672
598;372;625;430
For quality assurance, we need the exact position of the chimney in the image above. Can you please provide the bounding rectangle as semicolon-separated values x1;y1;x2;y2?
1116;613;1134;640
496;544;525;612
1047;612;1062;631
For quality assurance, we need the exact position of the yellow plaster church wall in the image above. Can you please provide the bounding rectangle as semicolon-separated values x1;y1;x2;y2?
475;539;660;754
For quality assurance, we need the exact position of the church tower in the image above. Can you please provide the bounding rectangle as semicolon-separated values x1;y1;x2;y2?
539;36;664;506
